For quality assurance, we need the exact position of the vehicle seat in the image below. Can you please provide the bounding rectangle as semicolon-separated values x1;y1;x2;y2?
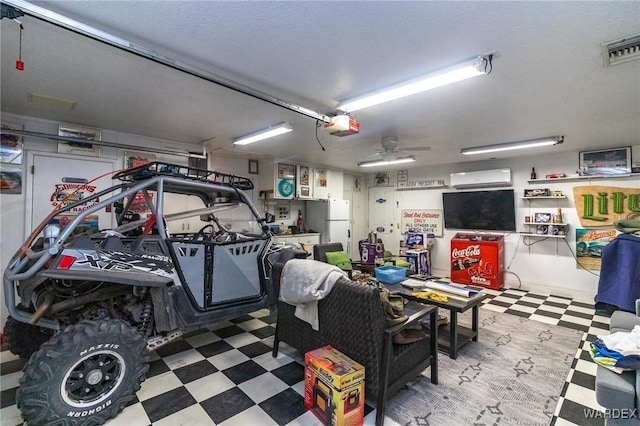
69;235;95;249
101;235;125;251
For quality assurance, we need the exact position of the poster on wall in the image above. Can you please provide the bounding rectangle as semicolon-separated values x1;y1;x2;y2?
276;162;296;199
374;172;390;186
0;165;22;194
1;121;24;164
125;151;156;169
50;179;100;213
315;168;327;187
401;209;443;236
573;185;640;227
575;228;617;270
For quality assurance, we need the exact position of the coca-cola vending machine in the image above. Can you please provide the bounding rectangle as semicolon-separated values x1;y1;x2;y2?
450;233;504;290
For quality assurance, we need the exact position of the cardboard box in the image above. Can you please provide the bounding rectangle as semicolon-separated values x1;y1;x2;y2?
304;346;365;426
406;249;430;276
358;241;384;265
406;232;427;249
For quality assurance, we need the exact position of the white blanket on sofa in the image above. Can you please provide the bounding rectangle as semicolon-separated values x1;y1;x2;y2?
279;259;347;331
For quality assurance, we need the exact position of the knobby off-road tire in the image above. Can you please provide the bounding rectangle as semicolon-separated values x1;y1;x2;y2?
17;319;149;426
3;316;53;359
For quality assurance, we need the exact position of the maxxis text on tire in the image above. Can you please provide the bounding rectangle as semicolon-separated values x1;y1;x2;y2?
16;319;148;426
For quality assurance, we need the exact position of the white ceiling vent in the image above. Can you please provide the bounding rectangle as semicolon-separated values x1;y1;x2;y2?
602;33;640;67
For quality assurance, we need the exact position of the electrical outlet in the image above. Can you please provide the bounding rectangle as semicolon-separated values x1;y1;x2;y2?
277;206;289;219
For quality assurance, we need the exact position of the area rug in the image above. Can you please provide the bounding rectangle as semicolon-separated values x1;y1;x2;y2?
385;310;584;426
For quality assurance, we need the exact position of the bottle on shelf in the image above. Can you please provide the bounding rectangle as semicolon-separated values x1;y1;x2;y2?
530;167;537;180
554;208;563;223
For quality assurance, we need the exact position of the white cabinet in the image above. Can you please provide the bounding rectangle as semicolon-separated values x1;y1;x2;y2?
274;233;320;258
313;168;344;200
163;193;206;234
261;159;344;201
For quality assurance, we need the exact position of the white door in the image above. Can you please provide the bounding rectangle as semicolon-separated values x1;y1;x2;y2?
28;154;115;233
368;186;396;255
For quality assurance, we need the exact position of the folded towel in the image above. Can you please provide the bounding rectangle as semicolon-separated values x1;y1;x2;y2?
614;219;640;235
279;259;347;330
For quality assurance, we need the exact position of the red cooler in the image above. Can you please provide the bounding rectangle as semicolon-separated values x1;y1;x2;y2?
450;233;504;290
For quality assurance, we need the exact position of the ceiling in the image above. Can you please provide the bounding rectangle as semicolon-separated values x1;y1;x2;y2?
1;1;639;173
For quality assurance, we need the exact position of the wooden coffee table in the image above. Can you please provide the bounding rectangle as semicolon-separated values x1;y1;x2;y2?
386;282;488;359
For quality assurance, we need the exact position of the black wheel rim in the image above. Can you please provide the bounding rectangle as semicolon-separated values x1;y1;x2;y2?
61;350;125;407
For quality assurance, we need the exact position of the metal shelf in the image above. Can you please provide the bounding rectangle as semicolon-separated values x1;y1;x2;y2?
527;174;635;184
521;196;566;200
519;233;567;239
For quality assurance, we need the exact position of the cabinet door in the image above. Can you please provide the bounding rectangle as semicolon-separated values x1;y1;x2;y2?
298;235;320;259
313;169;343;200
163;193;206;233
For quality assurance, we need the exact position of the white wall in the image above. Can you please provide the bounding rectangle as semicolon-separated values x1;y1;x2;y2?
366;147;640;303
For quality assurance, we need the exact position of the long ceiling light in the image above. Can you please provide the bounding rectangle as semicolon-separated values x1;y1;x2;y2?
232;122;292;146
460;136;564;155
358;156;416;168
337;53;495;113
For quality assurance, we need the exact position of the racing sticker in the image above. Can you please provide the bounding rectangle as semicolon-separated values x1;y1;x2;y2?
50;182;99;212
58;248;175;278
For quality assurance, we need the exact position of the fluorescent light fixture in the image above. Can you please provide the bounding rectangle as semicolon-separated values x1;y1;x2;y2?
460;136;564;155
233;122;292;146
337;53;495;113
358;156;416;168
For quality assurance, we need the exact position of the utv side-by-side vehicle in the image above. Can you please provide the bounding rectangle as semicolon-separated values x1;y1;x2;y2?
3;161;301;425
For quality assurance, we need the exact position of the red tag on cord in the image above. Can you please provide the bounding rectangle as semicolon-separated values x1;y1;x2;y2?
16;60;24;70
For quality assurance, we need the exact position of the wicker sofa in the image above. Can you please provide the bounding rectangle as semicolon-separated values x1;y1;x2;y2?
271;260;438;426
595;300;640;425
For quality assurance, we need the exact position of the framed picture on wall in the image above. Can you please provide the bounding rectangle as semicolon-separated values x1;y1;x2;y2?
534;212;552;223
374;172;390;186
579;146;631;175
248;159;259;175
125;151;156;168
1;121;23;164
0;164;22;194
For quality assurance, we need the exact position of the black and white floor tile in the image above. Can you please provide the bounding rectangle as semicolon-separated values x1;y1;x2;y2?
1;288;610;426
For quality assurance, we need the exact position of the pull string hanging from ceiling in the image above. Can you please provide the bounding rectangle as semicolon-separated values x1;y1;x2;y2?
16;19;24;70
1;0;332;125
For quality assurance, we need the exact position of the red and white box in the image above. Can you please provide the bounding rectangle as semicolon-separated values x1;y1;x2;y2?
304;345;365;426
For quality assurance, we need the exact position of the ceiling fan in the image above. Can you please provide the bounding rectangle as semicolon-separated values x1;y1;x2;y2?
362;136;431;161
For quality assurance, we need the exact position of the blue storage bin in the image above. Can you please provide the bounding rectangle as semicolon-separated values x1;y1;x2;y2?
375;265;407;284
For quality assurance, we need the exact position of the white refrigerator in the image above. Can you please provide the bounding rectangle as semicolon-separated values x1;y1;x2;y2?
306;199;350;252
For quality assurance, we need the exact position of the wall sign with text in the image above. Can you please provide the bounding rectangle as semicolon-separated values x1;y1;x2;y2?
401;209;443;236
573;185;640;227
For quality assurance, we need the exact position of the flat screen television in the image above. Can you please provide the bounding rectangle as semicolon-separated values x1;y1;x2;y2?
442;189;516;232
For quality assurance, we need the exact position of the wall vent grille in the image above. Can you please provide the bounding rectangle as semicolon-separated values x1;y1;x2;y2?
602;33;640;67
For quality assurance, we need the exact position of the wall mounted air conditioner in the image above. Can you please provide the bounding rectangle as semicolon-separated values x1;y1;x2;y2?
450;168;512;188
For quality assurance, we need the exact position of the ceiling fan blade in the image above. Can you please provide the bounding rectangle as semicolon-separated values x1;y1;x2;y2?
402;146;432;151
362;151;383;159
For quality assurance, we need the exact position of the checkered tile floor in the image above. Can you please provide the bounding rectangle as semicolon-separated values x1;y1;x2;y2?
1;288;610;426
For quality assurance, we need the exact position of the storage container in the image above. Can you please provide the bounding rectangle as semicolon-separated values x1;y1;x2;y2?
374;265;407;284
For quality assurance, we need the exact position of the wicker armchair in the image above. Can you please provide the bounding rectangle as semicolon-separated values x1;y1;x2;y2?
271;261;438;426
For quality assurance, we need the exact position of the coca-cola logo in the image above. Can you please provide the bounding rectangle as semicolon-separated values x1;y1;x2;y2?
452;245;481;258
